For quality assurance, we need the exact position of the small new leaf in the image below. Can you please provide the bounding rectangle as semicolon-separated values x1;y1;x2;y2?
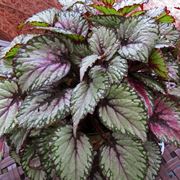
157;14;175;23
149;49;168;79
0;35;36;62
118;4;140;16
146;7;175;23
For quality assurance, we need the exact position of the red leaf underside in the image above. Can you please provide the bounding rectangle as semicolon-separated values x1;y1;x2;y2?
150;98;180;144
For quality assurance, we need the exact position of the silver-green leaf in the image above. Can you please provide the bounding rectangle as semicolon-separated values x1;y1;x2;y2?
100;133;147;180
80;54;99;81
21;145;46;180
107;56;128;84
89;27;120;61
52;125;93;180
0;34;36;60
17;89;72;129
0;81;21;136
156;23;180;48
71;66;110;133
16;35;71;91
89;15;124;28
118;15;158;62
99;84;147;141
36;129;57;176
55;11;89;37
25;8;59;26
10;128;29;153
144;141;161;180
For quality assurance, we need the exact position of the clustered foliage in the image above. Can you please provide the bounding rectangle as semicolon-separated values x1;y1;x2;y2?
0;0;180;179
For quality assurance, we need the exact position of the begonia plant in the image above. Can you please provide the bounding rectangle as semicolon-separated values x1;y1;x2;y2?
0;0;179;179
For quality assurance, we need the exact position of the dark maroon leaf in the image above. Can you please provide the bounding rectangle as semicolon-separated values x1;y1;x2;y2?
129;79;153;116
149;97;180;145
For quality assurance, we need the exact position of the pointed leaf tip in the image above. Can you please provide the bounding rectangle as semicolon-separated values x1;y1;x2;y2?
71;66;110;134
80;54;99;81
149;49;168;79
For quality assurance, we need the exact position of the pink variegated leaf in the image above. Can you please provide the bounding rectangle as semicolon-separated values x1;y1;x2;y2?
129;79;153;116
149;97;180;145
